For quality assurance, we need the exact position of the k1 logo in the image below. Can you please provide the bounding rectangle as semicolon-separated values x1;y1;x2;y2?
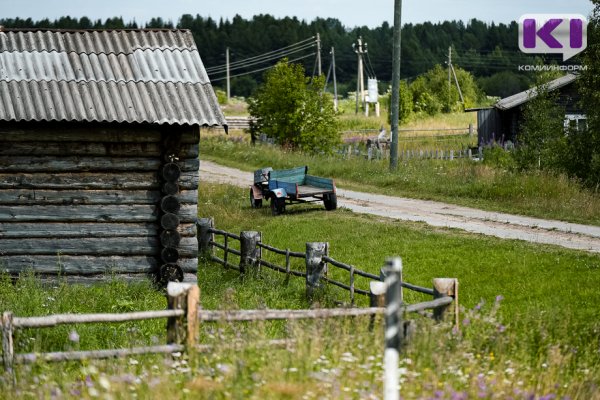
518;14;587;61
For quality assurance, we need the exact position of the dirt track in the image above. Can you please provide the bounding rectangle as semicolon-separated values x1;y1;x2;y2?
200;160;600;253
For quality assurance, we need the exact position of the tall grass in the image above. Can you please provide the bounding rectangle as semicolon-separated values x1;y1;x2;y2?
201;137;600;225
2;181;599;398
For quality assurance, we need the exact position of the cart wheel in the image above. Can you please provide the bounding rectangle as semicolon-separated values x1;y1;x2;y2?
250;188;263;208
271;197;285;216
324;193;337;211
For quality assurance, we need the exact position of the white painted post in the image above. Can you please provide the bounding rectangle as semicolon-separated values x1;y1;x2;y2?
384;258;403;400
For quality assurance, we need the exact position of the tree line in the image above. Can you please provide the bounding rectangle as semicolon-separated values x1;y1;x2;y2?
0;14;571;98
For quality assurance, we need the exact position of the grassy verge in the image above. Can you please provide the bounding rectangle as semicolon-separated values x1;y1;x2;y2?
200;136;600;225
1;182;599;399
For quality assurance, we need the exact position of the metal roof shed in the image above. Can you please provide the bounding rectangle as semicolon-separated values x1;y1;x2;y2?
0;28;227;282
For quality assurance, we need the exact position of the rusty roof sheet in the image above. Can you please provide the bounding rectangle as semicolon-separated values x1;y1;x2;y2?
0;29;226;127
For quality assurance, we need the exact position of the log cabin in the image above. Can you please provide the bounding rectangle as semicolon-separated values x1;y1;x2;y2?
0;28;226;282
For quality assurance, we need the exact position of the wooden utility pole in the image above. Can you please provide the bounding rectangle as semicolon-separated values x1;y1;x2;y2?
390;0;402;170
331;47;338;112
316;33;322;76
354;37;366;114
226;47;231;102
447;46;452;110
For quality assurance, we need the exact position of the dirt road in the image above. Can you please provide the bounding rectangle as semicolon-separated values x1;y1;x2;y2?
200;160;600;253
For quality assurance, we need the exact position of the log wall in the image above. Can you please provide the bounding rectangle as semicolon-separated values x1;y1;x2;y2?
0;122;199;276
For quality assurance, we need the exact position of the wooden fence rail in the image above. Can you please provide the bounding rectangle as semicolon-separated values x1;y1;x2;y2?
2;282;198;372
197;219;456;319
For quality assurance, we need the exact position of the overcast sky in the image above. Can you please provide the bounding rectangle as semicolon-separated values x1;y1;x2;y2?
1;0;595;28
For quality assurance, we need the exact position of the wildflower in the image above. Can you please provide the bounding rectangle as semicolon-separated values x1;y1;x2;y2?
128;359;139;366
98;376;111;391
498;324;506;333
462;318;470;326
495;295;504;303
68;330;80;343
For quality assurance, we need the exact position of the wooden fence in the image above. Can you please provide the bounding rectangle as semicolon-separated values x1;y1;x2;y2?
2;282;198;369
196;218;458;321
2;260;457;400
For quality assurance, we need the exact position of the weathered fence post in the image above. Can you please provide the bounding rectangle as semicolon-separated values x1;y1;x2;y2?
305;242;329;298
240;231;261;274
167;283;200;349
2;312;14;372
432;278;459;325
384;258;403;400
469;123;474;137
197;218;214;256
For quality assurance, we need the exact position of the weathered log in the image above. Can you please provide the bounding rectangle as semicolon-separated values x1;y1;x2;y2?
0;222;196;238
160;264;184;284
0;204;197;222
239;231;261;274
160;195;181;213
305;242;329;297
161;247;180;263
13;310;184;329
0;189;197;206
161;163;182;182
0;255;198;274
162;182;179;195
2;312;14;371
0;236;198;256
0;125;199;143
16;345;186;364
0;142;198;158
160;229;182;247
197;218;214;256
0;170;199;190
161;213;180;230
0;157;199;173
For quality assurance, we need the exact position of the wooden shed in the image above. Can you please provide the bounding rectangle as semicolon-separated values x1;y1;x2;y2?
474;74;584;147
0;28;226;281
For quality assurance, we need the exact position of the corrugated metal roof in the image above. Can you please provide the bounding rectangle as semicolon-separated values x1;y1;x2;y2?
495;74;579;111
0;29;226;127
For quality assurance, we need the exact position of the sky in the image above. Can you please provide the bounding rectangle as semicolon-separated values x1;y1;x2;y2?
1;0;595;28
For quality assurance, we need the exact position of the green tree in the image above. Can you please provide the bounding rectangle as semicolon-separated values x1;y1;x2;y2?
248;60;339;153
410;64;484;115
513;83;566;171
574;0;600;187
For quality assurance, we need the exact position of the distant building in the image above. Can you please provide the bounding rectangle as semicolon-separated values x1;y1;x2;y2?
0;28;226;282
473;74;584;147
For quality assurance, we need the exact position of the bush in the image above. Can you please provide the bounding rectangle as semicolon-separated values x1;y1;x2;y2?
248;60;340;153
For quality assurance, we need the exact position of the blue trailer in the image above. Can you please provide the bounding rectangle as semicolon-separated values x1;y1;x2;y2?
250;166;337;215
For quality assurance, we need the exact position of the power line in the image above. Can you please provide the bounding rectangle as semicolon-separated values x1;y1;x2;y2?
206;42;316;74
209;52;317;82
205;37;316;72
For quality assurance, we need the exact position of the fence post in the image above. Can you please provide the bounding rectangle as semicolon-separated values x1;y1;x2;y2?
167;283;199;348
469;123;474;137
305;242;329;298
2;312;14;372
240;231;261;274
197;218;214;256
383;258;403;400
432;278;459;324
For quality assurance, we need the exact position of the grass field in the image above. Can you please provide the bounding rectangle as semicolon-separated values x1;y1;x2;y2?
1;182;599;399
200;136;600;226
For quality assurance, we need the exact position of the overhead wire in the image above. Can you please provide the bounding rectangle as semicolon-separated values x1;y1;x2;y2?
209;52;317;82
205;37;316;72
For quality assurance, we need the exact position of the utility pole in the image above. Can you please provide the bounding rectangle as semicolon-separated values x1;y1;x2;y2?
316;33;322;76
226;47;230;102
447;46;452;111
354;37;366;114
331;47;338;112
390;0;402;170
